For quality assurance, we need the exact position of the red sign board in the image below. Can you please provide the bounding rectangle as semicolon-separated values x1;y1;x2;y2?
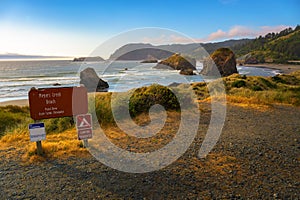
29;87;88;120
76;114;93;140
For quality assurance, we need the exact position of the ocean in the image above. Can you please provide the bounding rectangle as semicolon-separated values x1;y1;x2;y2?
0;60;280;102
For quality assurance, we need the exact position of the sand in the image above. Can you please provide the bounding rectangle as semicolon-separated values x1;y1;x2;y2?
244;63;300;74
0;99;29;107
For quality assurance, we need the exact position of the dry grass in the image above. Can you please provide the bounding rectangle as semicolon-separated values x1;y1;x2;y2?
1;71;299;165
225;96;271;111
193;70;300;110
0;128;89;163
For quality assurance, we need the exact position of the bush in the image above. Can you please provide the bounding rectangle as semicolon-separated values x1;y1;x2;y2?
0;106;29;137
251;85;263;91
258;77;276;89
93;93;115;125
272;75;286;84
44;117;74;134
0;112;22;136
232;80;246;88
128;84;180;117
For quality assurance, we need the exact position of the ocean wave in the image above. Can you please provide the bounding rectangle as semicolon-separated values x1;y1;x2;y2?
0;60;283;102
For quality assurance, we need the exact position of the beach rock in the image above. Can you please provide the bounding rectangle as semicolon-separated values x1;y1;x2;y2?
168;82;181;87
154;53;196;71
179;68;195;75
141;59;158;63
80;67;109;92
244;56;259;64
201;48;238;76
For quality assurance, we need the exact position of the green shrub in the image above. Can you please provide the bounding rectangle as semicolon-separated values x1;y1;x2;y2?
251;85;263;91
128;84;180;117
232;80;246;88
272;75;286;84
4;105;29;113
43;117;74;134
0;106;31;137
93;93;115;125
0;112;22;136
257;77;276;89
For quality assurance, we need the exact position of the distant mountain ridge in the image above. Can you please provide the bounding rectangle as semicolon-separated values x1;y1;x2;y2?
109;39;251;61
0;53;69;60
109;26;299;64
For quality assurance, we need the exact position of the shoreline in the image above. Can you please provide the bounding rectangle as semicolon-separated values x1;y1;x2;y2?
243;63;300;74
0;63;299;107
0;99;29;106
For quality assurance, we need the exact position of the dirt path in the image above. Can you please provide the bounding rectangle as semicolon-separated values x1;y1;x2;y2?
0;104;299;199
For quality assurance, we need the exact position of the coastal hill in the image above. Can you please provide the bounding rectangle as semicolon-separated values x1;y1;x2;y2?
109;26;299;64
73;56;105;62
233;25;300;64
109;39;250;61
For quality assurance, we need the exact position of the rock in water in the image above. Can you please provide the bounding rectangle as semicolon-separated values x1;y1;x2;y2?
179;68;195;75
155;53;196;71
201;48;238;76
80;67;109;92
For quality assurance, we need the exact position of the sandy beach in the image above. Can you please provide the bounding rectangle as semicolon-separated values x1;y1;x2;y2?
0;99;29;107
244;63;300;74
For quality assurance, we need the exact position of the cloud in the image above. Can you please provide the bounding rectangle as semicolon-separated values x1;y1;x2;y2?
206;29;227;41
140;25;292;45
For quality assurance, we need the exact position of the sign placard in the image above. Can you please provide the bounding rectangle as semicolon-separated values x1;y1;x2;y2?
28;86;88;120
29;123;46;142
76;114;93;140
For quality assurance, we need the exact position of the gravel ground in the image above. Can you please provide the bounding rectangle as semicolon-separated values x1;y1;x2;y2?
0;104;299;199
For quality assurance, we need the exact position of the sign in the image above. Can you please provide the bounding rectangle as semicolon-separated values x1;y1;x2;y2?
76;114;93;140
28;86;88;120
29;123;46;142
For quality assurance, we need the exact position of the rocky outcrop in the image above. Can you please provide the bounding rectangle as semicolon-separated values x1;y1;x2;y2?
155;53;196;71
179;69;195;75
244;56;259;64
80;67;109;92
141;59;158;63
201;48;238;77
73;56;105;62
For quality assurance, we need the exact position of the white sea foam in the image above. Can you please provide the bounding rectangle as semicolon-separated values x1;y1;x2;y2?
0;60;280;102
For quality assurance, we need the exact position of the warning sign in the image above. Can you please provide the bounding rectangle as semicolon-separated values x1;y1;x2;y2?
29;123;46;142
76;114;93;140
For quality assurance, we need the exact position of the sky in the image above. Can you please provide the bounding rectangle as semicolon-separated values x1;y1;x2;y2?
0;0;299;58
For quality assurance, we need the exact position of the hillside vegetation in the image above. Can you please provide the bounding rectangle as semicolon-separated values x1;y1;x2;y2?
1;70;300;139
233;25;300;63
0;70;300;160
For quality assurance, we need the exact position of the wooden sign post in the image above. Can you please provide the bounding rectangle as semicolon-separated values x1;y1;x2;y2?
28;86;88;155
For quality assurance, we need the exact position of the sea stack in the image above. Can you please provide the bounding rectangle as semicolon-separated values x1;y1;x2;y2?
155;53;196;72
201;48;238;77
80;67;109;92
